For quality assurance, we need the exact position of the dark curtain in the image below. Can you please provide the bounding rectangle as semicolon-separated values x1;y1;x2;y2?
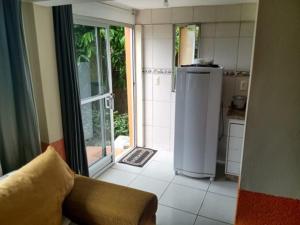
52;5;89;176
0;0;41;173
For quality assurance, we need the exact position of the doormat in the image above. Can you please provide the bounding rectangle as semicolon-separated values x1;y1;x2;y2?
119;147;157;167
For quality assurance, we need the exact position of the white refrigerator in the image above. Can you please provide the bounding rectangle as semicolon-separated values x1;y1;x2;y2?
174;66;223;180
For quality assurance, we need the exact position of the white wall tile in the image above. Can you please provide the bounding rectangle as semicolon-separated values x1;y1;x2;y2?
200;23;216;38
136;9;151;24
151;8;171;24
153;74;172;102
214;38;239;70
237;37;253;71
144;125;153;148
143;72;153;100
153;101;171;128
234;76;249;96
144;101;153;125
171;7;193;23
222;76;235;107
215;4;241;22
241;3;257;21
215;22;240;37
240;22;255;37
193;6;216;22
153;24;173;39
143;38;153;67
142;25;153;39
153;38;173;68
138;4;256;159
171;92;176;103
199;38;215;59
153;126;170;150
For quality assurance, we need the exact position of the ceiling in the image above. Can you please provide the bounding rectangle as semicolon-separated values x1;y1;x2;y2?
102;0;257;10
33;0;257;9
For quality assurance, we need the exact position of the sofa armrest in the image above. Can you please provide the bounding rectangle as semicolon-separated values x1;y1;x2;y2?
63;175;157;225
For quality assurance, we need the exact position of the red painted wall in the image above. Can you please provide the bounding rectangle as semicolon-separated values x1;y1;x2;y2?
235;189;300;225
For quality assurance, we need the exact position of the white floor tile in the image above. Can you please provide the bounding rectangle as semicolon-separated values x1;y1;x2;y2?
199;192;237;224
160;183;206;214
153;150;173;165
157;205;196;225
208;180;238;197
129;175;169;199
141;161;175;182
153;127;171;151
195;216;231;225
172;175;210;191
97;168;137;186
112;163;145;174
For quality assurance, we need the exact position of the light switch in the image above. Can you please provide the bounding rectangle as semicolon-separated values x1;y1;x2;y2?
240;80;248;91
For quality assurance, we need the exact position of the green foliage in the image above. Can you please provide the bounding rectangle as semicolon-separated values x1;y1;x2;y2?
175;26;180;55
113;111;129;138
110;26;126;89
74;25;95;63
74;25;129;140
73;25;126;90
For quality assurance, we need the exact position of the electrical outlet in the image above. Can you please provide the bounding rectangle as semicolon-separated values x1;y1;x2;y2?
240;80;248;91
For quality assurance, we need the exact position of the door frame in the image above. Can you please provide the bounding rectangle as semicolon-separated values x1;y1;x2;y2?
74;15;137;177
114;26;138;161
74;20;115;177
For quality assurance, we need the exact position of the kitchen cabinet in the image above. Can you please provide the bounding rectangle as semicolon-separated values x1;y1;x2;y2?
225;119;245;176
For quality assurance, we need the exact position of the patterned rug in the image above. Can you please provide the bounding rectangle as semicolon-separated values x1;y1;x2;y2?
119;147;157;167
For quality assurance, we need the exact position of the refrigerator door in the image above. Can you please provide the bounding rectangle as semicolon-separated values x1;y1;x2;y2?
182;72;210;174
174;67;222;179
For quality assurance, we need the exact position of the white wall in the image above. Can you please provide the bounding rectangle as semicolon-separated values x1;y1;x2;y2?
137;3;256;153
22;3;63;144
136;3;257;24
142;24;175;151
200;22;254;71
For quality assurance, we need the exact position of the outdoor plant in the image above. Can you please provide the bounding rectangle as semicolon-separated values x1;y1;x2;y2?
74;24;129;139
110;26;126;90
113;111;129;138
74;24;96;63
74;24;126;90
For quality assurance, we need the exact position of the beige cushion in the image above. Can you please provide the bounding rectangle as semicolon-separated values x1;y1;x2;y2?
0;147;74;225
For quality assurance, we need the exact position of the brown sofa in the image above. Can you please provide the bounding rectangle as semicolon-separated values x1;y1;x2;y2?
64;175;157;225
0;147;157;225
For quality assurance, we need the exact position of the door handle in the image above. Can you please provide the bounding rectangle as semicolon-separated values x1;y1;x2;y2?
105;95;114;110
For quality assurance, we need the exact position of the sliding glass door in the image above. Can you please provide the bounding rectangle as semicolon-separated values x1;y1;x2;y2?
74;24;114;176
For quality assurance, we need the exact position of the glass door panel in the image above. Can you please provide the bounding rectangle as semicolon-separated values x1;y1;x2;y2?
74;23;114;175
96;27;110;95
75;25;110;98
81;98;112;167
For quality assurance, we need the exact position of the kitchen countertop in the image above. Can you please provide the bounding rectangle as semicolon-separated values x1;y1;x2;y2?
227;108;246;120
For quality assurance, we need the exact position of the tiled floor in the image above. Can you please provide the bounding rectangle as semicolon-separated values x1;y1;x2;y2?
97;150;238;225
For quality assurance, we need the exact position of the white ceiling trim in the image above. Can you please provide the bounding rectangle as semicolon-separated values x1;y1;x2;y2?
31;0;257;9
103;0;258;10
72;2;135;25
